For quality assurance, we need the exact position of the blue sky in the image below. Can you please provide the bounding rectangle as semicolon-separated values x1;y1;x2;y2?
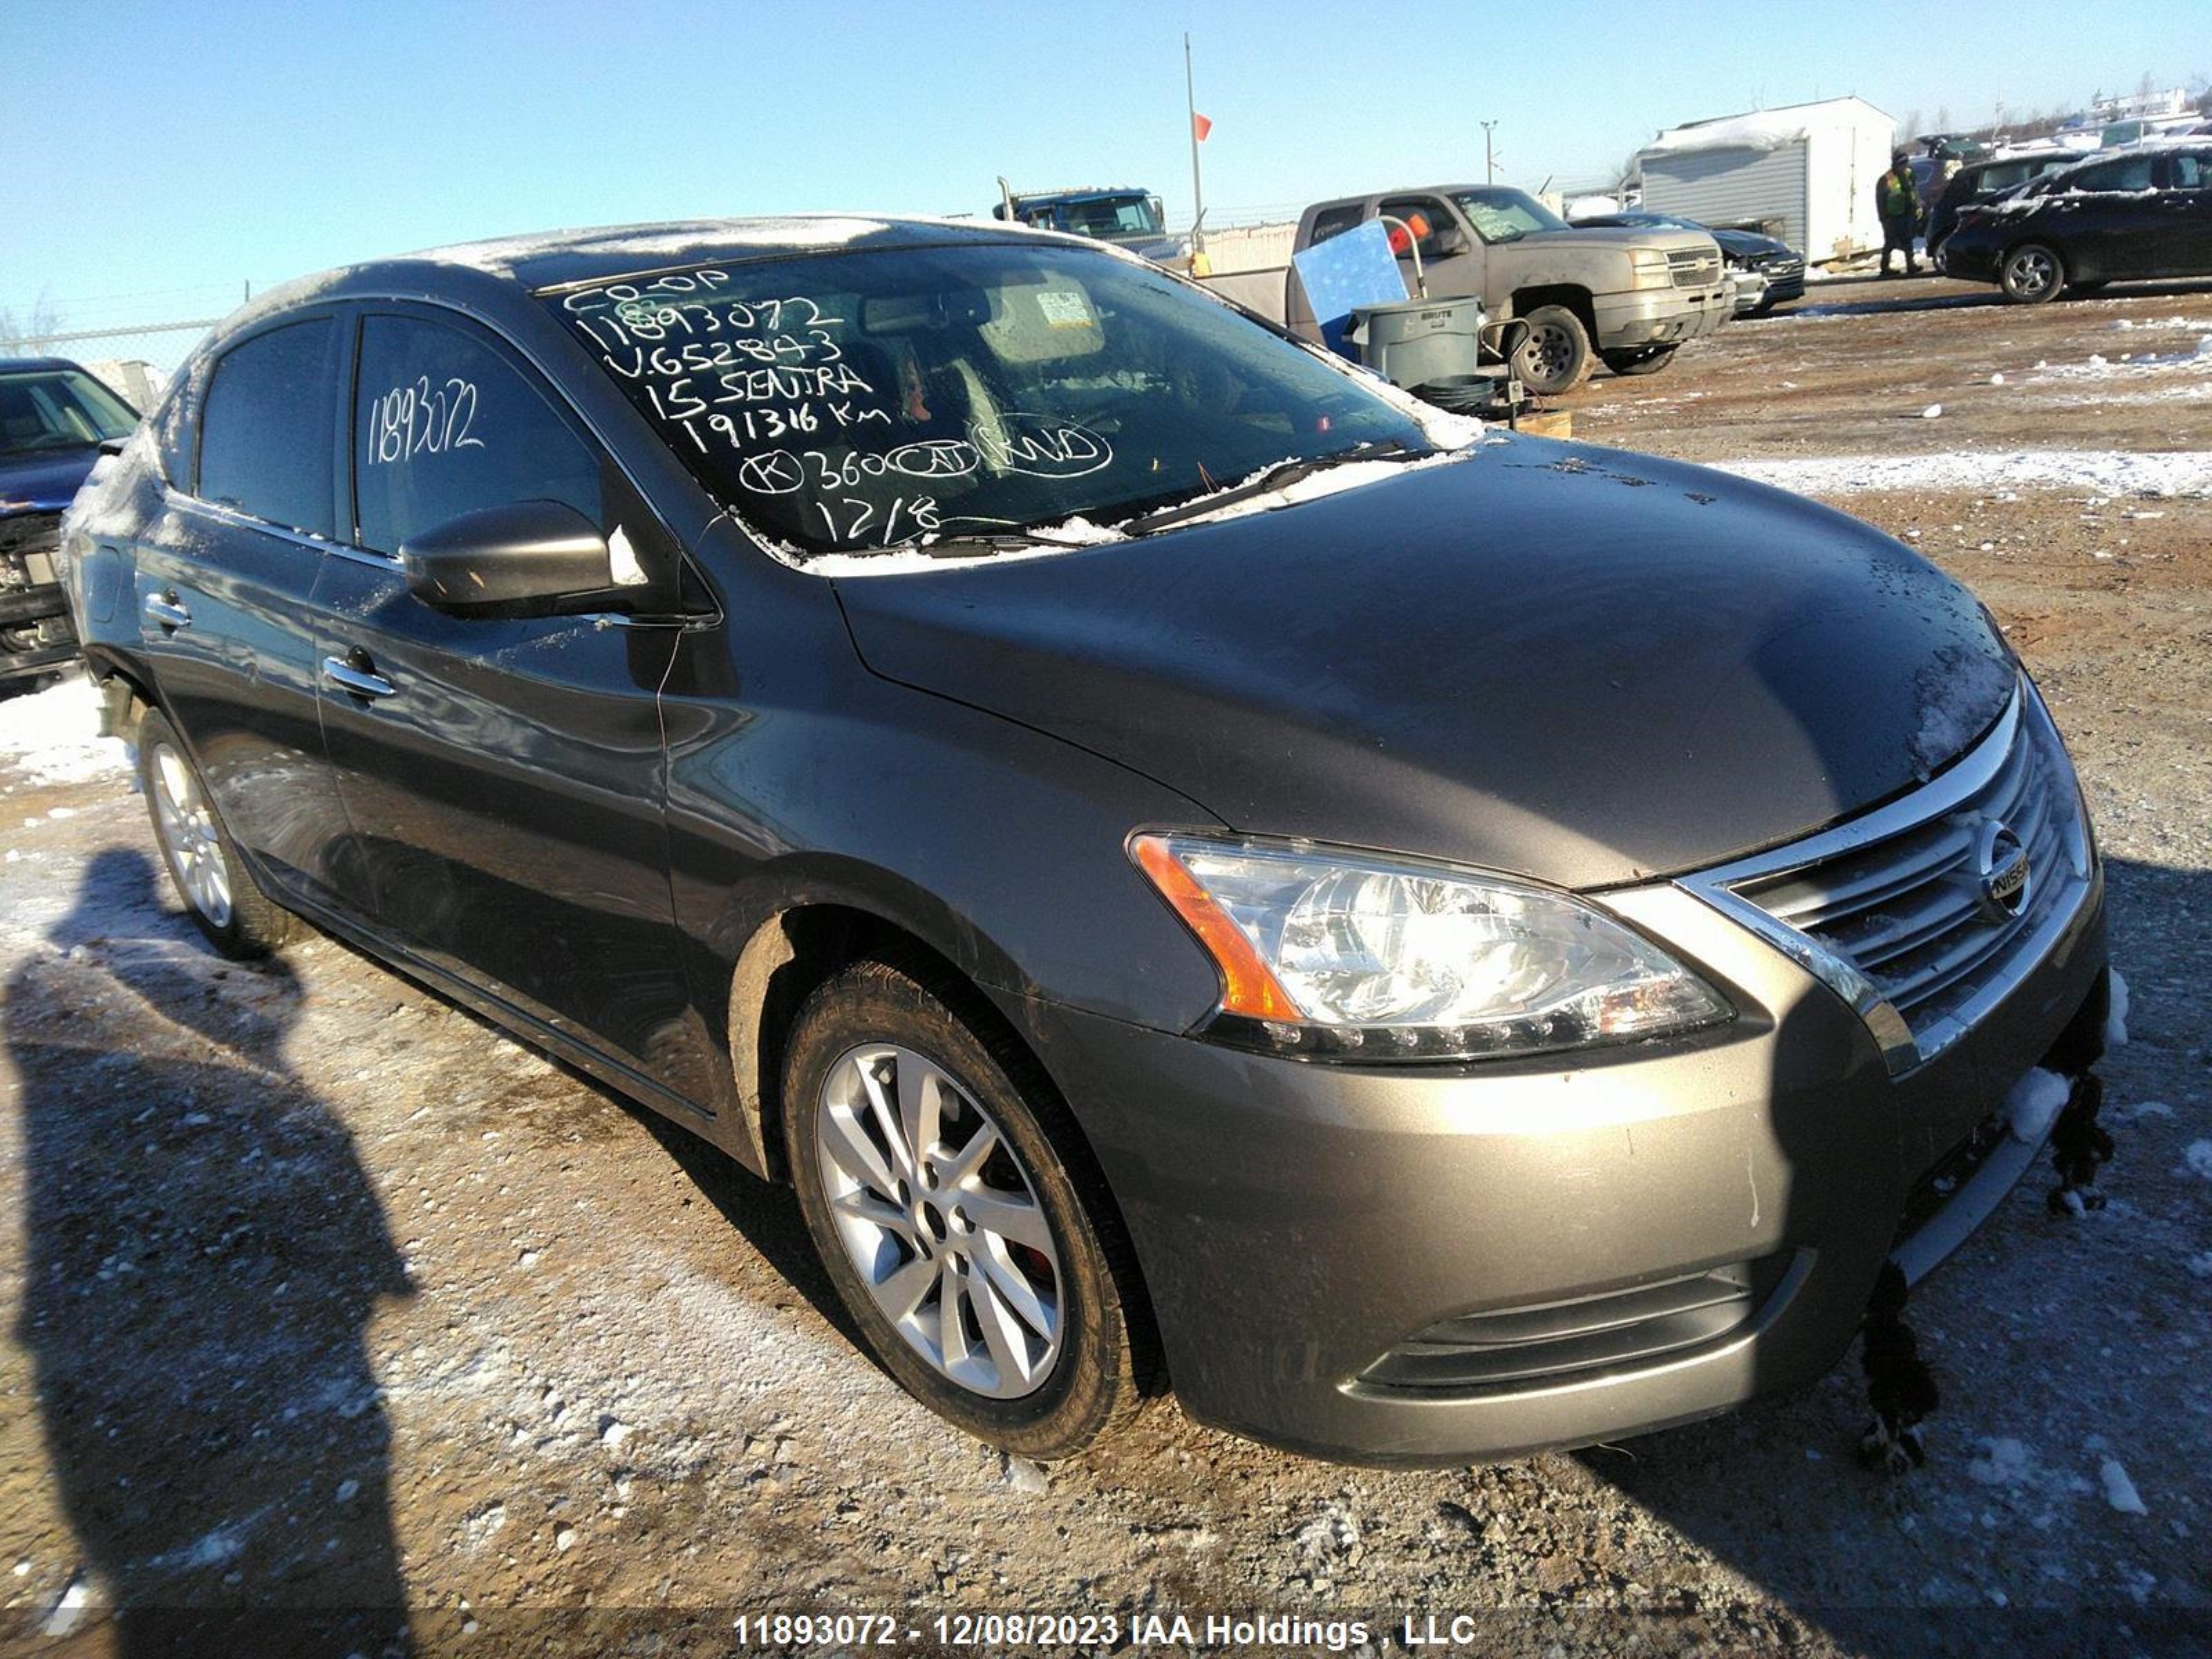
6;0;2204;332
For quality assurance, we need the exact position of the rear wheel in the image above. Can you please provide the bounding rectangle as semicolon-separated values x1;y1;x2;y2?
138;709;298;958
782;958;1150;1458
1999;243;2065;304
1512;305;1595;395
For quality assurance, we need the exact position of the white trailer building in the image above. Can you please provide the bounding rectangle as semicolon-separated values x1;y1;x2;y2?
1635;97;1896;263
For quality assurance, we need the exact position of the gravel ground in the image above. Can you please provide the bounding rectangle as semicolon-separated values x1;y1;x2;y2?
2;274;2209;1659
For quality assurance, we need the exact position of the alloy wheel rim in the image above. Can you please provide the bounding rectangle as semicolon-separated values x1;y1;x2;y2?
814;1043;1063;1399
150;742;233;928
2010;250;2054;296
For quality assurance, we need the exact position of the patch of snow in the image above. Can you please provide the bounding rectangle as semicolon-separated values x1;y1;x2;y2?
0;675;126;785
1921;404;1944;419
40;1573;93;1637
1640;109;1818;158
2105;968;2129;1047
424;216;892;274
1001;1454;1050;1494
1712;449;2212;500
2099;1457;2148;1515
1968;1437;2036;1485
2005;1069;2072;1145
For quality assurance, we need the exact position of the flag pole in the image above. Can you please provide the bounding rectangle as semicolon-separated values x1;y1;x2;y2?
1185;32;1207;268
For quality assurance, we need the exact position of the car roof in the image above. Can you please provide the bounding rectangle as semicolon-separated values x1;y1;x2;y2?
388;215;1062;291
0;357;88;374
229;215;1105;328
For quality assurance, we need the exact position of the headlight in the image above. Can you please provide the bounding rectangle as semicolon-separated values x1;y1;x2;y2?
1629;248;1675;290
1130;834;1730;1062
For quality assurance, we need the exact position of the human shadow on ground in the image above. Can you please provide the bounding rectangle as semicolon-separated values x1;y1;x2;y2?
8;849;413;1656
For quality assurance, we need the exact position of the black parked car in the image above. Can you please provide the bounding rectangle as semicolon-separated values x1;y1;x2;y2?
1924;149;2081;254
1939;143;2212;301
2;357;138;690
1572;212;1806;312
64;220;2108;1464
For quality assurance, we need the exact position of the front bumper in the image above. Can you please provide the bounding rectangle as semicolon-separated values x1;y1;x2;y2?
0;583;78;679
1592;286;1730;349
1014;863;2106;1466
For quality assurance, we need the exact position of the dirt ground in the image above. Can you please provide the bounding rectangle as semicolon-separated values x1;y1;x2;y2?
2;274;2209;1659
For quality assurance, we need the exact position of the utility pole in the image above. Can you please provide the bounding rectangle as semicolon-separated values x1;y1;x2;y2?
1481;120;1499;184
1185;34;1206;264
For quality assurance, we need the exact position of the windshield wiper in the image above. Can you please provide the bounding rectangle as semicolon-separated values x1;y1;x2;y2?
916;528;1107;559
1121;439;1425;536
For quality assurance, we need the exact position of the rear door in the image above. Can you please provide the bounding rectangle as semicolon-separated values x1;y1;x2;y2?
312;303;703;1094
133;315;356;907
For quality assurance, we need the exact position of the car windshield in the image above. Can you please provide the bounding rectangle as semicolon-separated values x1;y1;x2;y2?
1450;188;1571;243
0;368;138;458
545;243;1427;558
1053;196;1163;240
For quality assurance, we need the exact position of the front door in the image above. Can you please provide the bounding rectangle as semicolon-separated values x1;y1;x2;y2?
1379;192;1485;303
312;305;702;1097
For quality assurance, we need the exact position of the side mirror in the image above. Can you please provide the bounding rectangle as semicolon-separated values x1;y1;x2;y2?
400;499;615;617
1431;222;1470;256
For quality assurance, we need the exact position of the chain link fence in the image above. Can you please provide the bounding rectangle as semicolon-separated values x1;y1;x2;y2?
6;319;221;411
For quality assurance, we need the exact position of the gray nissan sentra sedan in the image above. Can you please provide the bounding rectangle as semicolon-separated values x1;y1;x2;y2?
62;218;2108;1464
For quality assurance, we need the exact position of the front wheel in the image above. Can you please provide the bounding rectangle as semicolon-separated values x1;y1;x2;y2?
137;709;299;958
1601;345;1678;378
1512;305;1595;396
1999;243;2065;304
782;959;1152;1458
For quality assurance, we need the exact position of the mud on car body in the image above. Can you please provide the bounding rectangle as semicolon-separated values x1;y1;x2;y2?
63;218;2108;1463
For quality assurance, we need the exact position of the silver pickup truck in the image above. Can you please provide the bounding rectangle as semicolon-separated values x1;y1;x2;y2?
1278;185;1731;395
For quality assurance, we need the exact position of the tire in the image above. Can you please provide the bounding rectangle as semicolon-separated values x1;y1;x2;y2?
1512;304;1595;395
1999;243;2065;304
137;709;299;959
782;957;1152;1458
1600;346;1678;378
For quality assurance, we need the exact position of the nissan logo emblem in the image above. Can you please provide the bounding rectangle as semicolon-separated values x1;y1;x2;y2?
1974;820;2032;922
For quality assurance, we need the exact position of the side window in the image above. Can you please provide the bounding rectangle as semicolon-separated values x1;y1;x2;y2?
2072;156;2157;194
2169;153;2208;190
1378;196;1459;259
1306;203;1368;247
197;319;335;538
353;315;610;559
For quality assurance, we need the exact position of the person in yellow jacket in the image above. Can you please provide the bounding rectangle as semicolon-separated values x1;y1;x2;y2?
1876;151;1924;277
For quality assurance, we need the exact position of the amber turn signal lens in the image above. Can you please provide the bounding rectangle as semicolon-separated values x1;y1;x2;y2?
1130;834;1300;1021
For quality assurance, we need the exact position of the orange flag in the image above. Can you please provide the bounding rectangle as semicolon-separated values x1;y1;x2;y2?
1192;112;1213;142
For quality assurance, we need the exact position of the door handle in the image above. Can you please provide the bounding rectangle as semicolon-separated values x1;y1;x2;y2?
323;653;397;700
142;591;191;631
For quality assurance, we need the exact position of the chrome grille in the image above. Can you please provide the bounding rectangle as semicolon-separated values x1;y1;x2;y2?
1669;247;1723;288
1680;686;2096;1074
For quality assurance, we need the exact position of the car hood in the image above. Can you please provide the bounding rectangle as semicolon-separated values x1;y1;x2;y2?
0;447;101;514
1712;228;1795;260
1513;225;1712;256
832;437;2017;890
